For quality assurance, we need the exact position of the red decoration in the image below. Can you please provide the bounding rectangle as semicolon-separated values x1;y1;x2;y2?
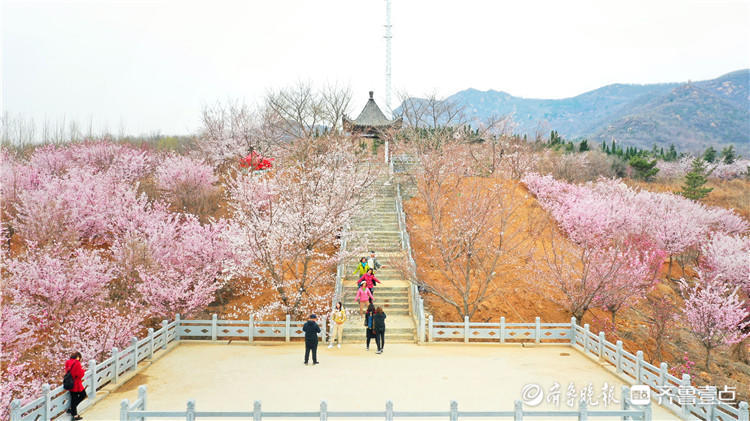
240;151;274;171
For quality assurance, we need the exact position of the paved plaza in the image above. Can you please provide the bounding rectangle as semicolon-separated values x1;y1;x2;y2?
83;341;678;420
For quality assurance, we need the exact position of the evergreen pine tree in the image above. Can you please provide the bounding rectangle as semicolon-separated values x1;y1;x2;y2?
703;146;717;163
579;139;590;152
628;156;659;181
666;144;677;161
680;158;713;201
720;145;737;164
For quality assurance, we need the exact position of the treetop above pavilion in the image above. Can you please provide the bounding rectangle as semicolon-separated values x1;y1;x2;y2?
343;91;402;138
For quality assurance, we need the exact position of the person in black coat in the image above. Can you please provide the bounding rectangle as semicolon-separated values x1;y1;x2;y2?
364;303;376;351
373;307;387;354
302;314;321;365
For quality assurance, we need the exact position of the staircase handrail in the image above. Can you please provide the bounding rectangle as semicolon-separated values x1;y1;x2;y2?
395;183;425;343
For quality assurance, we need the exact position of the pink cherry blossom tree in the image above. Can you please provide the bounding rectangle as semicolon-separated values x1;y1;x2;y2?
112;211;232;318
680;277;750;371
225;136;378;318
594;236;665;326
699;233;750;293
14;167;148;247
7;247;114;319
154;153;219;216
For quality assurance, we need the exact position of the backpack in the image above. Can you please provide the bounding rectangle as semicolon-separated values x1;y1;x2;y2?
63;368;74;390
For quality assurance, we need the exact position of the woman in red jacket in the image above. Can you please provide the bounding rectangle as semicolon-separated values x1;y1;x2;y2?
358;268;381;294
65;352;87;420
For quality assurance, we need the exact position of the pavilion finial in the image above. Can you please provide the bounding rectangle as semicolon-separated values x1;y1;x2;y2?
369;91;374;99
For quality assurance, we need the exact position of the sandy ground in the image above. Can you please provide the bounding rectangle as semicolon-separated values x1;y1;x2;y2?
83;341;678;420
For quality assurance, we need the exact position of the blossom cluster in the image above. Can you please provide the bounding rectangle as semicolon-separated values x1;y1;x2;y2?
523;172;749;365
0;141;233;418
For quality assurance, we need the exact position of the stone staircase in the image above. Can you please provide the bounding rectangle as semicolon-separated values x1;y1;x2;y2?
338;176;417;344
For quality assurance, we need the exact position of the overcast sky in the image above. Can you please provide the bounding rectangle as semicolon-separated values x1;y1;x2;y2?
2;0;749;137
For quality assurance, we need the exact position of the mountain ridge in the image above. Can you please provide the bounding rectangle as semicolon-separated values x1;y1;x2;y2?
399;70;750;153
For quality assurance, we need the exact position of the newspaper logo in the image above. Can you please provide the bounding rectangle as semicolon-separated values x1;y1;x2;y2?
630;385;651;405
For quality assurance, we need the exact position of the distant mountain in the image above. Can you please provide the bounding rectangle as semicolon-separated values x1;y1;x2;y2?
398;70;750;153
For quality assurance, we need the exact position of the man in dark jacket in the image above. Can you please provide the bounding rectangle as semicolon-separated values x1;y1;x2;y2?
302;314;321;365
373;307;387;354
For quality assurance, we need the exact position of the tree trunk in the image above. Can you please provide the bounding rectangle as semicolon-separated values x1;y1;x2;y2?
667;256;673;279
705;347;712;372
573;309;585;322
655;340;662;362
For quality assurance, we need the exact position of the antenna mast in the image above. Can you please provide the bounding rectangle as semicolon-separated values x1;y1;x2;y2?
384;0;392;116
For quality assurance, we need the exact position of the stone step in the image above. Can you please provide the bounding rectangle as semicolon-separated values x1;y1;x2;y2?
344;296;408;303
352;242;399;247
343;293;409;299
344;284;409;294
349;231;400;236
342;297;408;304
341;335;415;344
356;218;399;225
342;298;408;305
348;239;401;243
342;327;414;334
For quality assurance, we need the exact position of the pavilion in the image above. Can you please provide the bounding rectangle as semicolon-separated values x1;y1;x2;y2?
343;91;402;138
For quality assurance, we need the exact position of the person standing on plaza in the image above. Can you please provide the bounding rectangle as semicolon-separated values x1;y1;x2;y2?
355;282;374;317
373;307;387;354
64;351;87;420
364;302;376;351
329;302;346;349
303;314;321;365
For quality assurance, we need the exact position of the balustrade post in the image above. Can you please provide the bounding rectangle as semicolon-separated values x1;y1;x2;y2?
569;317;576;346
211;314;218;341
658;362;668;388
615;340;624;374
535;316;541;344
578;399;588;421
42;384;50;421
120;399;129;421
186;400;196;421
319;401;328;421
249;316;255;343
9;399;21;421
131;337;138;371
449;401;458;421
500;316;506;343
386;400;394;421
88;359;98;399
137;385;147;421
464;316;470;343
738;401;748;421
175;313;181;341
513;400;523;421
253;401;262;421
419;298;425;343
583;324;590;352
112;347;120;384
635;351;644;383
161;320;168;349
148;328;154;359
598;332;605;361
428;315;434;342
285;315;291;342
621;386;631;421
680;374;691;418
644;399;653;421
